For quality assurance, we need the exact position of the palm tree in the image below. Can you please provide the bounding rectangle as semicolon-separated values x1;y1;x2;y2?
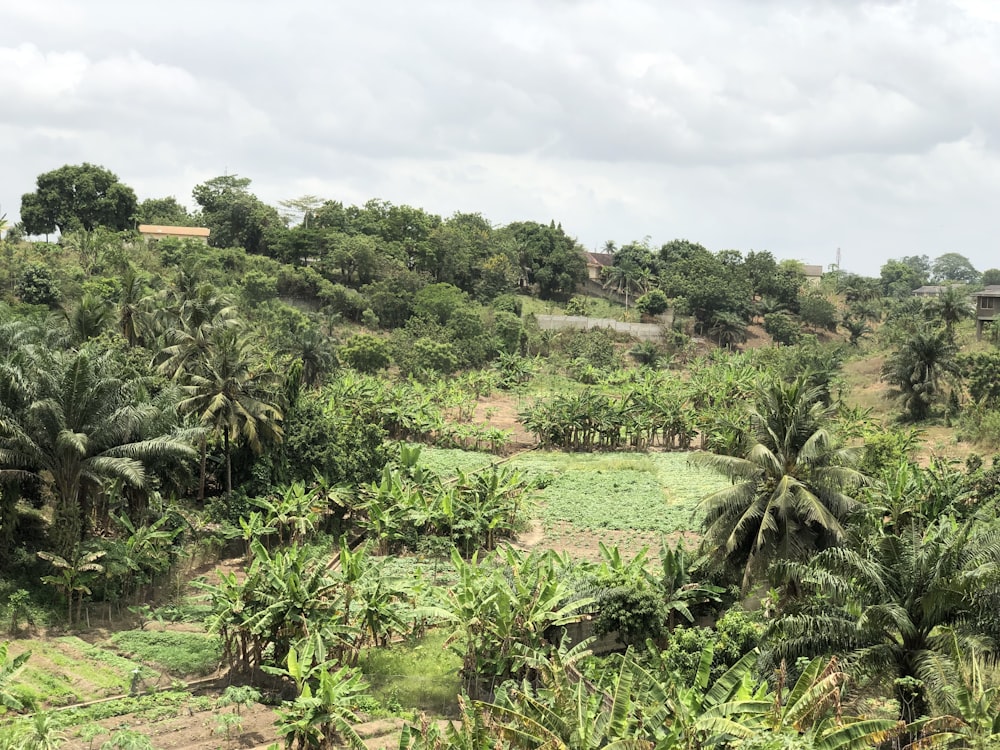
282;327;338;389
116;268;150;348
65;293;112;344
881;324;960;421
770;514;1000;730
601;262;643;311
693;377;865;592
708;311;748;350
0;348;195;556
928;284;973;336
176;330;283;497
155;284;241;380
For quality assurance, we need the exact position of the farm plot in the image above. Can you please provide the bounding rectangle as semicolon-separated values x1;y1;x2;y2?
5;636;159;708
416;447;729;560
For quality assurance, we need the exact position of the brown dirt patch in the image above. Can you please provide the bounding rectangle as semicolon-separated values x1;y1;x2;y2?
515;519;700;565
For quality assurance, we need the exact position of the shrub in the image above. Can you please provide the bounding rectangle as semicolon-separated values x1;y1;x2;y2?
15;264;60;306
763;312;801;345
798;293;838;331
340;334;390;373
636;289;669;316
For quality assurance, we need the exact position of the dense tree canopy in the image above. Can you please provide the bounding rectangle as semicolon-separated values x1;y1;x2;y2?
20;163;137;235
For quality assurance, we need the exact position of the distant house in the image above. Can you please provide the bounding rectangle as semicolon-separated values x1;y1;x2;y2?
802;264;824;286
975;285;1000;339
138;224;210;243
584;251;615;282
913;285;948;298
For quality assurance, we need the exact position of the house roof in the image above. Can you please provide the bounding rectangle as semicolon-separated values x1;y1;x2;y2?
584;251;615;268
977;285;1000;298
138;224;210;238
913;285;948;296
801;264;823;278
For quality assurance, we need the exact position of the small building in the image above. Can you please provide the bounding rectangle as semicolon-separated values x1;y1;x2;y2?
584;251;615;282
975;285;1000;339
912;285;948;298
802;264;824;286
138;224;210;243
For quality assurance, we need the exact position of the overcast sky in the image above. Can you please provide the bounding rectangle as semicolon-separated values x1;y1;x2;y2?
3;0;999;276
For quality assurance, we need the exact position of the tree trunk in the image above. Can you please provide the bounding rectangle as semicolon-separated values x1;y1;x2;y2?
198;434;207;502
224;430;232;497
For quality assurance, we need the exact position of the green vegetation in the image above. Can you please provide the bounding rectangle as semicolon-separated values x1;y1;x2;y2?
108;630;221;676
4;162;1000;748
359;631;462;715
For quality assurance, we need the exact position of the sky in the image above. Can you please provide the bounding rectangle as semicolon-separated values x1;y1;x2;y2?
2;0;1000;276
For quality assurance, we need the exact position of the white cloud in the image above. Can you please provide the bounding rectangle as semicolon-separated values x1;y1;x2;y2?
3;0;1000;274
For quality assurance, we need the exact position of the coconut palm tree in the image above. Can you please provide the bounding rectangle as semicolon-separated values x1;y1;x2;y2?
176;330;283;496
693;377;865;592
0;348;195;556
881;324;960;421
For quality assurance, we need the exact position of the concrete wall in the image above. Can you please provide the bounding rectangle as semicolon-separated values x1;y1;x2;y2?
534;313;672;342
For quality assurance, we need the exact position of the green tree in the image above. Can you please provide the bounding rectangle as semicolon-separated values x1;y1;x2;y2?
880;257;928;297
693;377;864;591
135;196;194;226
504;221;587;301
20;163;137;235
881;324;960;421
0;348;194;556
176;331;283;496
339;334;390;373
932;252;980;284
982;268;1000;286
771;514;1000;729
927;283;973;335
191;175;283;255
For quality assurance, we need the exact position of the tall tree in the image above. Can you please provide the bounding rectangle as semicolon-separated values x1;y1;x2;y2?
693;377;865;591
932;252;980;284
927;283;974;335
191;175;283;255
20;163;137;235
176;331;283;496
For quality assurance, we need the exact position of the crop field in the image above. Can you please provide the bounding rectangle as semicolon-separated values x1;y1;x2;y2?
416;446;729;560
5;636;159;708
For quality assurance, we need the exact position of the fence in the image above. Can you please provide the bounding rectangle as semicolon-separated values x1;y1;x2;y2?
533;314;672;342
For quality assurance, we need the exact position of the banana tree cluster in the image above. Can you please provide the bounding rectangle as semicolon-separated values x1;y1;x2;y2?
358;462;531;557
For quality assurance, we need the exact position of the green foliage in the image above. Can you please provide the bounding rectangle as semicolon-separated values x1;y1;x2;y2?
636;288;670;316
436;547;593;692
359;631;462;715
959;350;1000;405
798;293;839;331
15;263;61;306
882;324;960;421
20;163;137;235
763;312;802;345
339;333;390;373
108;630;221;676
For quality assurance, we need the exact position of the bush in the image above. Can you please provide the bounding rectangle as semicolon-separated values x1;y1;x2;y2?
798;293;838;331
763;312;801;345
635;289;669;316
15;264;60;306
340;334;390;373
594;584;667;646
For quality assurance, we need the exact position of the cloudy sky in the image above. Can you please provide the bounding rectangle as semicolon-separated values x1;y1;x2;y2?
3;0;999;275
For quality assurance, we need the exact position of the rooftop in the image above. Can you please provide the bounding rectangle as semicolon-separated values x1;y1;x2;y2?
138;224;210;238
